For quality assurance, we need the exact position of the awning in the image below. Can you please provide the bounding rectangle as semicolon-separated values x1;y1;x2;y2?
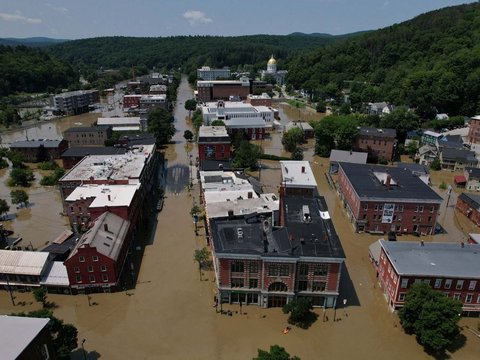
454;175;466;184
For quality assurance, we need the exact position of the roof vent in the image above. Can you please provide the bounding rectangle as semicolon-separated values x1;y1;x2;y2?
237;228;243;239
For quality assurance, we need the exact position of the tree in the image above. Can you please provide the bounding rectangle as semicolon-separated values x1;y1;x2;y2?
10;189;29;207
211;119;225;126
291;147;304;160
0;157;8;169
282;127;304;152
233;140;262;169
0;199;9;219
12;309;78;360
184;99;197;117
33;287;47;307
282;298;316;328
337;103;352;115
193;247;209;281
8;168;35;187
405;140;419;159
147;108;175;146
183;130;194;142
316;101;326;113
40;167;65;186
254;345;301;360
192;109;204;130
430;158;441;171
399;283;462;353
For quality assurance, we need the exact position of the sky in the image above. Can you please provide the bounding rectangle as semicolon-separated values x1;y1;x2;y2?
0;0;476;39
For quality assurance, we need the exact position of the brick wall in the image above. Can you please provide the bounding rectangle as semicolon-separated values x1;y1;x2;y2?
456;197;480;226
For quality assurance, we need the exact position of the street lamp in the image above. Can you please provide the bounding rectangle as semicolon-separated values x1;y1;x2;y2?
81;339;87;360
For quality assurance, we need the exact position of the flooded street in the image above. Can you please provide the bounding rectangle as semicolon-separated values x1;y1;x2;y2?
1;82;480;359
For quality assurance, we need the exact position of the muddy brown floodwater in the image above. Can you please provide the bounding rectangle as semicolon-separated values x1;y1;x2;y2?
1;85;480;359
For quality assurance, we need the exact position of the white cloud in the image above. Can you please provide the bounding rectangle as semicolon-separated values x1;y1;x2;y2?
183;10;212;26
0;12;42;24
45;3;69;14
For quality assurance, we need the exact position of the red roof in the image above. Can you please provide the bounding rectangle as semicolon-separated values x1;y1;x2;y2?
454;175;466;184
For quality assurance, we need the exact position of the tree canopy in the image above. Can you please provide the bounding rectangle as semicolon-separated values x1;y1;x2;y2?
282;298;317;329
398;283;462;354
233;140;262;170
147;108;175;145
282;127;304;152
10;189;29;207
253;345;301;360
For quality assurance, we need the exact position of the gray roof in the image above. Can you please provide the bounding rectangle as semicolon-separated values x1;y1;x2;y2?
64;126;110;133
0;316;50;359
10;139;64;148
380;240;480;278
396;162;429;175
441;147;477;163
465;167;480;180
329;149;368;164
61;147;126;158
357;127;396;138
458;192;480;211
339;162;442;203
69;212;130;261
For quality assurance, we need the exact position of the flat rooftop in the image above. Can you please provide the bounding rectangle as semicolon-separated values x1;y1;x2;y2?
206;193;278;219
0;316;50;359
97;117;141;126
0;250;49;276
65;184;139;208
224;117;266;128
358;127;396;138
61;147;126;158
199;126;229;139
339;162;443;203
280;161;317;188
380;240;480;278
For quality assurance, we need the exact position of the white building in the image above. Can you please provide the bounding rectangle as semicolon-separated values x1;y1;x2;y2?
260;55;288;85
197;66;231;81
97;117;142;131
201;100;274;127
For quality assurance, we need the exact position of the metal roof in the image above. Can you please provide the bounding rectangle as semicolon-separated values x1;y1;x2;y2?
40;261;70;287
329;150;368;164
10;139;64;148
380;240;480;278
61;147;127;158
0;250;49;276
0;316;50;359
64;126;110;133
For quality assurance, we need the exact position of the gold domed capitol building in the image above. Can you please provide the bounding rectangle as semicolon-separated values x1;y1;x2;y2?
261;55;287;85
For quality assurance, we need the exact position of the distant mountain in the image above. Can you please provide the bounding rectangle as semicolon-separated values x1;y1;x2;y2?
0;37;69;47
288;31;372;39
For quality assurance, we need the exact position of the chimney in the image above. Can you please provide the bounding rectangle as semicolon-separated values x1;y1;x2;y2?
228;210;234;218
108;194;111;201
104;223;109;232
301;166;306;173
248;191;253;199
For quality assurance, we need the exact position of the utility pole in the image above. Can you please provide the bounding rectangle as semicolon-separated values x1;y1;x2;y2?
6;275;15;306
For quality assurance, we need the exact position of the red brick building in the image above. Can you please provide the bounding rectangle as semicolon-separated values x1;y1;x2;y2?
372;239;480;314
9;139;68;162
337;162;443;234
456;192;480;227
353;127;396;162
198;126;231;165
197;78;251;102
64;212;132;293
122;94;142;109
61;147;126;169
247;94;272;107
468;115;480;144
209;161;345;308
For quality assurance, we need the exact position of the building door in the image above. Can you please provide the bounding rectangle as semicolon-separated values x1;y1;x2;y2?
268;295;287;307
413;225;419;233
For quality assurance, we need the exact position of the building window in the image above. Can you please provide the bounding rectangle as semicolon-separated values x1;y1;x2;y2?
469;280;477;291
101;265;107;272
89;275;95;283
102;274;108;282
453;293;461;300
249;279;258;288
76;275;82;283
268;264;278;276
477;295;480;303
430;206;435;213
423;279;430;286
399;205;404;212
379;205;383;211
231;262;244;273
401;278;408;288
428;216;432;222
231;278;244;288
74;267;80;273
399;293;406;301
363;204;368;210
419;206;424;212
79;256;85;263
414;278;421;284
445;279;452;289
299;263;309;276
466;294;473;303
415;205;419;212
87;266;93;273
249;262;258;273
374;204;378;211
434;279;442;288
456;280;464;290
313;264;328;276
279;264;290;276
298;280;308;291
92;256;99;262
413;216;417;222
312;281;326;292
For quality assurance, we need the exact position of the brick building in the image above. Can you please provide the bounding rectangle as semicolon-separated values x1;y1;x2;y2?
467;115;480;144
197;78;251;102
337;162;443;234
247;93;272;107
65;184;140;233
64;212;132;293
9;139;68;162
63;126;112;147
198;126;231;166
123;94;142;109
353;127;396;162
456;192;480;227
61;146;127;169
372;239;480;313
209;161;345;308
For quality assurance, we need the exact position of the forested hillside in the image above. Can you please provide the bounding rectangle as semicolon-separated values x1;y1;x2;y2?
0;45;78;96
287;3;480;116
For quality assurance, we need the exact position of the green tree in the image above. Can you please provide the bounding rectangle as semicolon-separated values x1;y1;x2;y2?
147;108;175;146
211;119;225;126
8;168;35;187
233;141;262;169
0;158;8;169
282;298;316;328
7;150;26;168
399;283;462;353
33;287;47;307
193;247;209;281
184;99;197;117
0;199;9;219
282;127;304;152
40;168;65;186
10;189;29;207
254;345;301;360
192;109;204;130
405;140;419;159
291;147;304;160
337;103;352;115
316;101;326;113
183;130;194;142
430;158;441;171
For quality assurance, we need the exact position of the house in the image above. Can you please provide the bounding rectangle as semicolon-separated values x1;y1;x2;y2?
437;134;464;150
418;145;438;166
284;121;314;139
61;146;127;169
337;162;443;234
353;127;396;162
198;126;231;166
440;148;478;171
367;102;394;116
63;126;112;147
373;239;480;313
465;167;480;191
329;149;368;173
396;162;430;185
9;139;68;162
0;250;50;289
456;192;480;227
209;161;345;308
0;316;56;360
64;212;132;293
422;130;442;146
